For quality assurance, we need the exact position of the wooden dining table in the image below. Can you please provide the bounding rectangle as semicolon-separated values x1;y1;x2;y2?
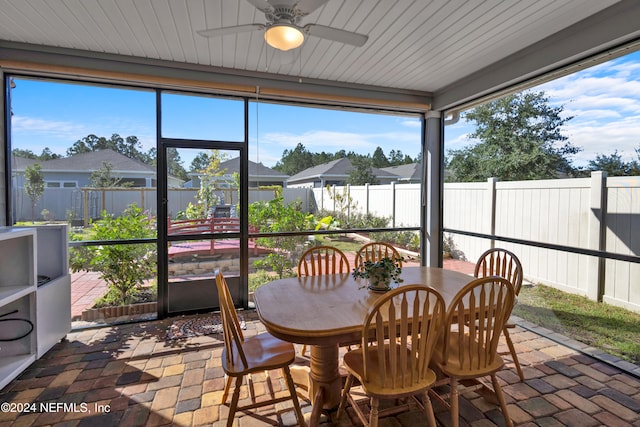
253;266;475;426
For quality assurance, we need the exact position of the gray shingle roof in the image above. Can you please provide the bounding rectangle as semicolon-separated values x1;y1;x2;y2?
12;149;154;173
219;157;289;179
287;157;400;183
381;163;422;181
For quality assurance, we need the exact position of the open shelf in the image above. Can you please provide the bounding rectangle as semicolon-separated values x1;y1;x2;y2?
0;285;35;306
0;228;37;391
0;354;37;390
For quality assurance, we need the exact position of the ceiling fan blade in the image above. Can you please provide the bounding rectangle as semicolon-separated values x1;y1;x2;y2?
304;24;368;46
244;0;274;13
295;0;329;15
198;24;264;38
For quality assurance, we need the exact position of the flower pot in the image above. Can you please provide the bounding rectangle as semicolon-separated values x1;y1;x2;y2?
368;277;391;292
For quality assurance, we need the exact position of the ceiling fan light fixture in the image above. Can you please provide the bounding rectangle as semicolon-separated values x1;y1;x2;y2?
264;24;304;51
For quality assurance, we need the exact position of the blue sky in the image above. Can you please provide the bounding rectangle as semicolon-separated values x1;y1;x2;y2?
9;49;640;169
446;49;640;167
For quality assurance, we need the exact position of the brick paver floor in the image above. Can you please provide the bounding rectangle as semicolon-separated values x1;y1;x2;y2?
2;310;639;426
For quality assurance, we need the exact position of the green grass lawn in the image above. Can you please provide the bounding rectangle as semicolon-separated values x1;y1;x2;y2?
513;284;640;364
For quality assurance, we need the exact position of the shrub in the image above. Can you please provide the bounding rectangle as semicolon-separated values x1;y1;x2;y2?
249;198;309;278
69;204;156;306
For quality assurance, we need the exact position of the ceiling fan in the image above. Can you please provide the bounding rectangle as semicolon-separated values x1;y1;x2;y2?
198;0;368;51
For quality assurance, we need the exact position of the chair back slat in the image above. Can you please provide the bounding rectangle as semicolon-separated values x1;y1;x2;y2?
361;285;445;389
216;271;248;369
445;276;515;372
475;248;523;295
355;242;403;268
298;245;350;277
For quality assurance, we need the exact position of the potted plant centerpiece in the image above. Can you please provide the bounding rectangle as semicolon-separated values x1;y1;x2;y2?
352;256;404;292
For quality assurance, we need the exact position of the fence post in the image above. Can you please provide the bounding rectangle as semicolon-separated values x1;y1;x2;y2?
346;184;351;224
83;188;89;227
332;185;336;212
365;183;370;216
487;177;497;249
587;171;606;301
391;181;396;228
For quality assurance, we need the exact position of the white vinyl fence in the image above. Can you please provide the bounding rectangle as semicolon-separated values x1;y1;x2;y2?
443;173;640;313
14;186;312;224
311;183;422;227
311;175;640;312
14;174;639;311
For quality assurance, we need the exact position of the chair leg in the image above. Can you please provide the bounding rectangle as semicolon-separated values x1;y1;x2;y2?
283;366;308;427
370;397;380;427
301;344;308;357
491;373;514;427
221;374;233;404
226;376;243;427
337;373;354;419
264;370;275;399
450;377;460;427
248;373;256;402
503;327;524;381
420;391;438;427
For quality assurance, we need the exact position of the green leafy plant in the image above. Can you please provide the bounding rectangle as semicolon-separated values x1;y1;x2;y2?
69;204;156;306
352;256;404;291
249;197;309;278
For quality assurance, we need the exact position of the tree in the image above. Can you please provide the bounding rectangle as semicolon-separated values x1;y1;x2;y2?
372;147;391;168
167;147;188;181
13;147;61;160
190;152;211;172
587;148;640;176
447;91;580;182
388;149;412;166
90;161;130;187
273;143;315;175
24;163;45;223
197;150;229;214
67;133;152;164
39;147;62;160
348;157;378;185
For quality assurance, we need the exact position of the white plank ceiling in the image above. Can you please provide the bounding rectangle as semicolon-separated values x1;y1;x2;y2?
0;0;639;108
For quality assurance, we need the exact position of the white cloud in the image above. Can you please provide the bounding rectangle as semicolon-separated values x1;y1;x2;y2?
400;119;421;128
447;53;640;167
11;116;86;138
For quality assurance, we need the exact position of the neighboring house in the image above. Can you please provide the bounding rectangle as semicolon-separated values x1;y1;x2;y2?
381;163;422;183
11;149;183;188
188;157;289;188
286;158;400;188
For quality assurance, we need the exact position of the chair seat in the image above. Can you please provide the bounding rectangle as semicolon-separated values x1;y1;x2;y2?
343;345;438;398
432;332;505;379
223;332;296;376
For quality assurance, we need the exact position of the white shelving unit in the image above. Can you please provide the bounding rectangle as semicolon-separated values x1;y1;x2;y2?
0;227;37;391
31;225;71;358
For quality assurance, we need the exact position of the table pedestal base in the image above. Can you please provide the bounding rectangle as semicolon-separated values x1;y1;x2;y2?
309;344;342;426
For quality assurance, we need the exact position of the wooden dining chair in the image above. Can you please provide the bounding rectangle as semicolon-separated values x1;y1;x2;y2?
354;241;403;268
337;285;446;427
297;245;351;356
474;248;525;381
215;271;307;427
297;245;350;276
429;276;515;427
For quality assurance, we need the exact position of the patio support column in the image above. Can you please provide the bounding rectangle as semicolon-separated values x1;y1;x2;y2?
423;111;443;267
1;70;7;225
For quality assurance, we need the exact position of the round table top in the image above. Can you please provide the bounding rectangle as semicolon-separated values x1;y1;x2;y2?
253;266;474;346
